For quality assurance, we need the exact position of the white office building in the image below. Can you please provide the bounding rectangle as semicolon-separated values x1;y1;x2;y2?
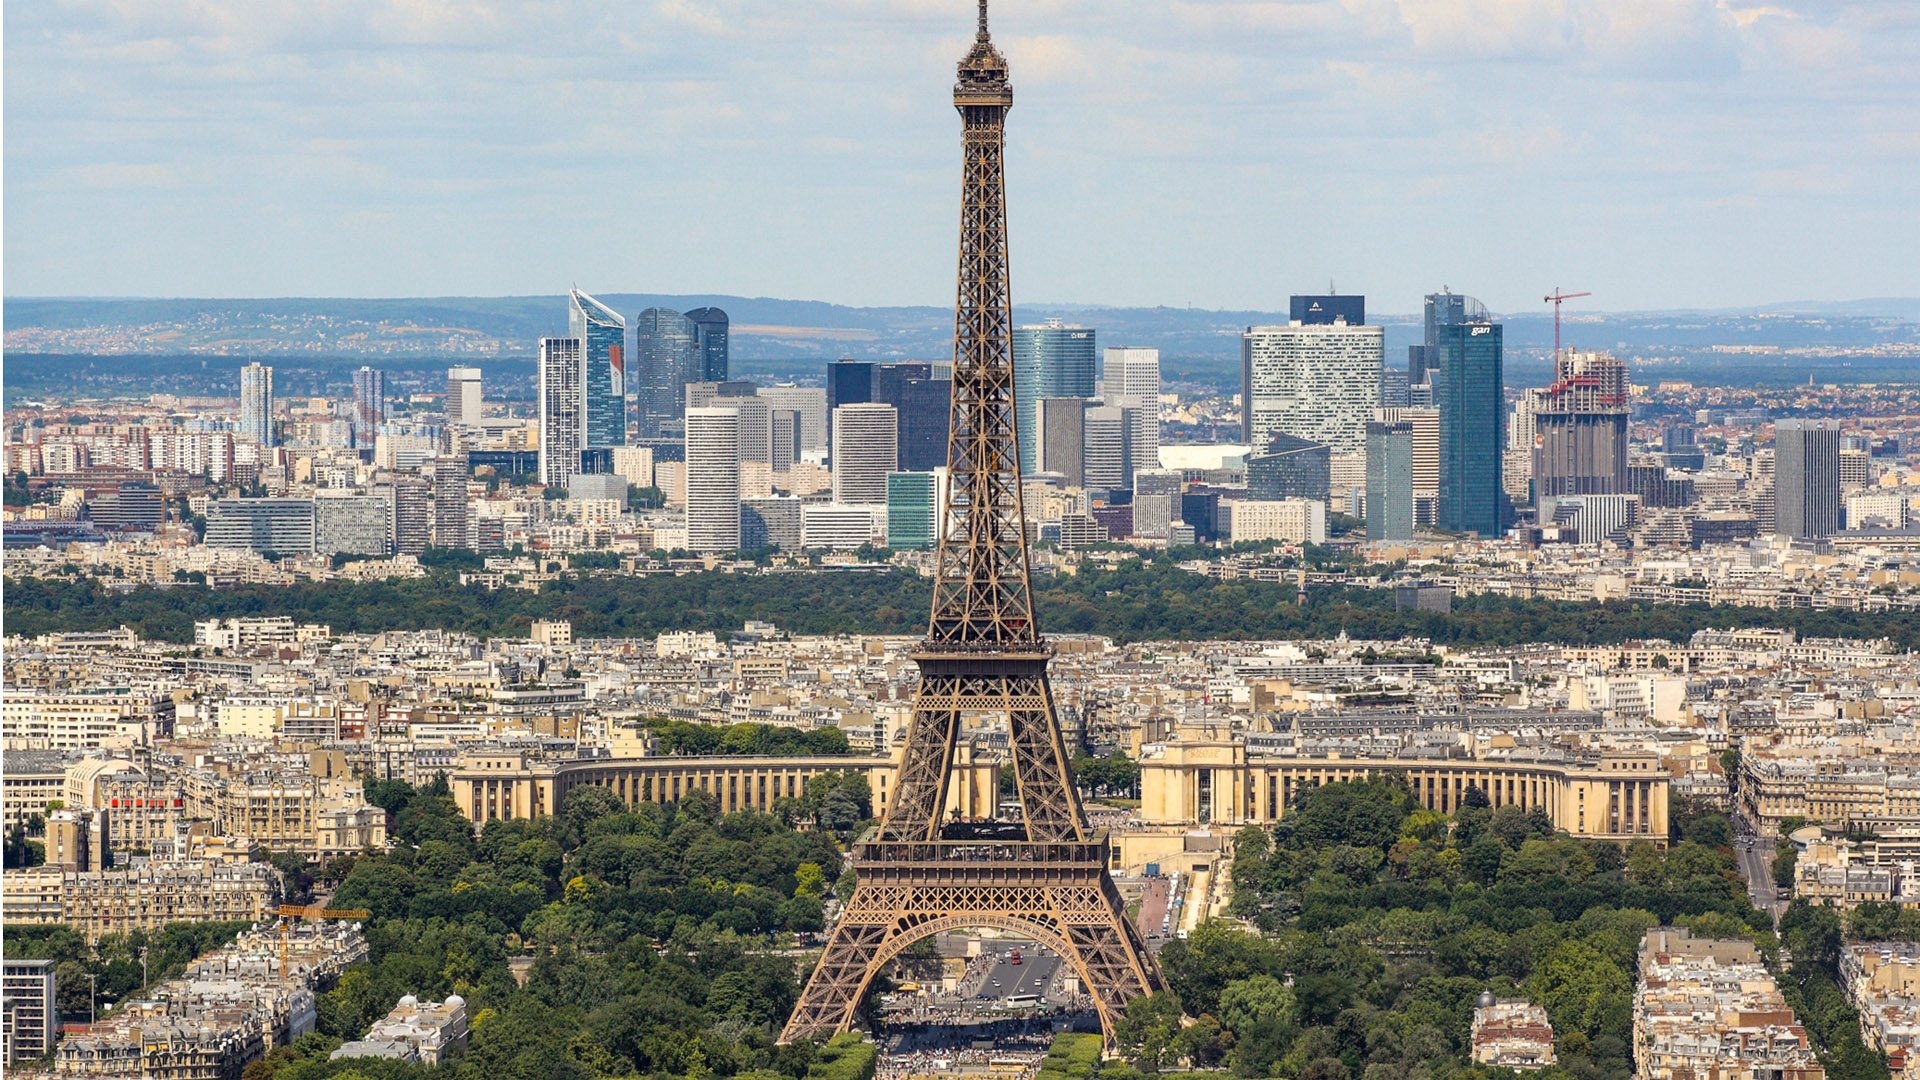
685;407;742;553
1242;322;1383;456
1228;498;1328;545
446;367;483;426
803;503;880;550
832;402;898;504
1103;346;1161;470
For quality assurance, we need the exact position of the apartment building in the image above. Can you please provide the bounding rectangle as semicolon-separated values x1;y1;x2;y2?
1634;928;1823;1080
2;861;280;942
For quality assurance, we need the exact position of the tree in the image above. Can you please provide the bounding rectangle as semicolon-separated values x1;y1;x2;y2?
1526;939;1632;1047
1114;991;1187;1072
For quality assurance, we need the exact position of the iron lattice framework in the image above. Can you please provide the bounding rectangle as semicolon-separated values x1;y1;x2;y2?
781;1;1162;1047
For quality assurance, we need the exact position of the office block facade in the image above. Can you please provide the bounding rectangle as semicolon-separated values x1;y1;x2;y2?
1104;346;1161;472
685;307;730;382
887;471;938;551
314;494;392;556
1533;351;1629;509
1434;320;1506;537
351;366;387;449
1012;321;1096;474
1242;318;1382;456
1247;432;1331;502
1366;420;1415;542
634;307;696;439
445;367;483;426
685;407;742;553
831;403;898;504
205;498;315;555
1776;419;1842;540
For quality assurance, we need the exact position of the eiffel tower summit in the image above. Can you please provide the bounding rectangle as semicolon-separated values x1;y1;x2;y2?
780;0;1164;1048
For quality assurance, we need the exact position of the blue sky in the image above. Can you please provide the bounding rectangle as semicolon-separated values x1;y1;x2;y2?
5;0;1917;314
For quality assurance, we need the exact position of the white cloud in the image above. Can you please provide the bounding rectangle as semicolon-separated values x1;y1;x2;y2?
3;0;1915;308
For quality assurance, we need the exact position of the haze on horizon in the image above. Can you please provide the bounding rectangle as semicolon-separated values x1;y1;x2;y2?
5;1;1917;315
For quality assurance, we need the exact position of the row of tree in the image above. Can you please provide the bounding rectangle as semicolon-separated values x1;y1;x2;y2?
12;557;1920;647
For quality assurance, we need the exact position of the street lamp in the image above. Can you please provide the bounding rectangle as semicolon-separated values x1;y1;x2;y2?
88;972;98;1026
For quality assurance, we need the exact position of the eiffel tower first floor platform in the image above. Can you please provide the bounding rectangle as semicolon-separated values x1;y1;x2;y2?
779;832;1163;1047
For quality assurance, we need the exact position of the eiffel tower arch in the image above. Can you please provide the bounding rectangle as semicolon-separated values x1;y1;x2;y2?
781;0;1164;1047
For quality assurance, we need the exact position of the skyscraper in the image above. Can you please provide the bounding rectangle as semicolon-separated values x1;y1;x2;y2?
685;307;730;382
832;403;898;503
351;366;387;449
388;474;432;555
1410;290;1478;387
239;362;275;447
1033;397;1084;484
826;360;949;470
1532;350;1629;511
1366;420;1415;542
1103;346;1161;472
634;307;696;439
1774;419;1841;540
569;289;627;452
1241;307;1382;456
1082;404;1131;492
685;407;742;553
1434;319;1505;537
446;367;483;426
432;453;471;550
537;337;583;485
760;385;829;458
1012;320;1096;473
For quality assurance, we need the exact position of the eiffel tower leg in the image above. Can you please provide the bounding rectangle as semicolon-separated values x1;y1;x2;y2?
780;882;899;1044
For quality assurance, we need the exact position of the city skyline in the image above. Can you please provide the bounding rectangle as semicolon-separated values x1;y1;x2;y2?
6;3;1916;312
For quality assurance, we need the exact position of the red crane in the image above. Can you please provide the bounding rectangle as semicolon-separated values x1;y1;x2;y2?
1543;288;1592;360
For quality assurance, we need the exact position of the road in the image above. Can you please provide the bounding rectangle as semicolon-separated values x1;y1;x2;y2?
1733;814;1785;918
1136;877;1172;941
976;947;1062;1003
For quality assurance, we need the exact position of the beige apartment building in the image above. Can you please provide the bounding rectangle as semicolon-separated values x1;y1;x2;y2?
3;861;280;943
2;690;174;751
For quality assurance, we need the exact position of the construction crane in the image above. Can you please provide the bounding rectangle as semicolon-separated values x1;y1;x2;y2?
274;903;368;976
1543;288;1592;360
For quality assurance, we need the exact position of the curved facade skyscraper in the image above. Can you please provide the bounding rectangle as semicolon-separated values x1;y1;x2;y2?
1012;319;1095;474
568;289;626;451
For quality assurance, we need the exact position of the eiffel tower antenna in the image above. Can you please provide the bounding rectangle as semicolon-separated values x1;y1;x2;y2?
781;0;1161;1048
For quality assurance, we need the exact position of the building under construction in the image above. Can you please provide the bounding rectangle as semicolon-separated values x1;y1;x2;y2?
1532;350;1629;511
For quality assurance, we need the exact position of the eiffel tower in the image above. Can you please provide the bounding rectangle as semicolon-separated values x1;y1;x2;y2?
780;0;1163;1047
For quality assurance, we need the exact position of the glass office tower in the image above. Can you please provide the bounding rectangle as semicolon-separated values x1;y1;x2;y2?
1434;319;1505;537
686;307;730;382
1011;320;1095;475
634;307;697;439
569;289;627;452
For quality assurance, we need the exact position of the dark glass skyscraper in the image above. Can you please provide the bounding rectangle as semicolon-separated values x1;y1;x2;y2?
1434;319;1505;537
1411;290;1484;386
686;307;730;382
569;289;626;451
825;359;950;471
634;307;696;439
350;366;386;449
1011;320;1095;474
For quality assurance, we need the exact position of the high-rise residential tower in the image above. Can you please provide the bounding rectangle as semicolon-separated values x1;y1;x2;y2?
1012;320;1096;474
569;289;626;452
1241;305;1383;457
684;407;742;553
1103;346;1161;473
239;362;275;447
537;337;583;485
446;367;483;426
1434;318;1505;537
431;453;471;550
634;307;696;439
831;402;898;503
1775;419;1842;540
351;366;387;449
685;307;730;383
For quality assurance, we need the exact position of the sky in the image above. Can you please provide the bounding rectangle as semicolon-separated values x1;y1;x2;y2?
5;0;1918;315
